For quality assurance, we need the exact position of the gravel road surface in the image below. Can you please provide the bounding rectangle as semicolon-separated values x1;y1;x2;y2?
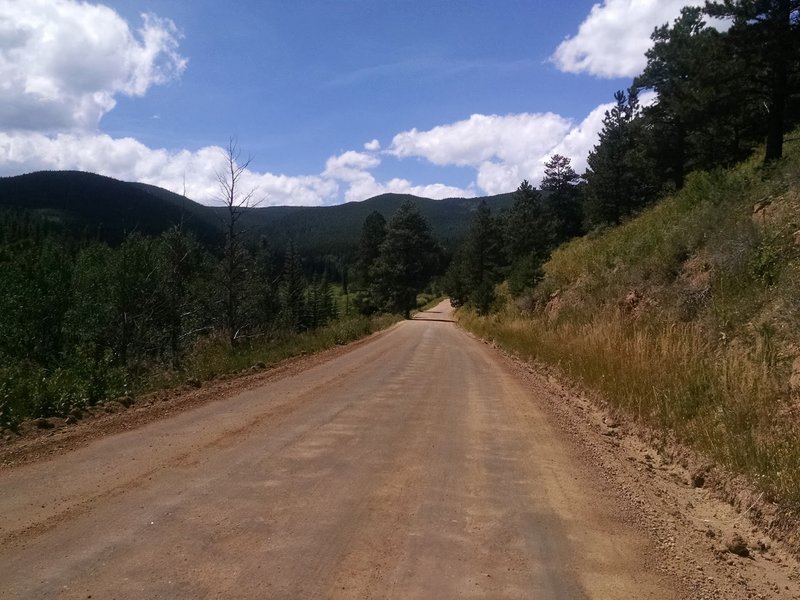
1;300;797;599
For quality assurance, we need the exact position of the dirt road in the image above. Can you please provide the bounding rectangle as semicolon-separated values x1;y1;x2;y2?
1;301;797;599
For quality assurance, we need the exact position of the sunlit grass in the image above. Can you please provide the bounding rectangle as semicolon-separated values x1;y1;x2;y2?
460;135;800;507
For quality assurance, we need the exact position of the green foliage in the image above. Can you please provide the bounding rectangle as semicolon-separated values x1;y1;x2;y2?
181;314;398;383
353;211;387;315
279;240;307;331
541;154;583;241
461;134;800;506
0;204;403;426
503;180;556;296
445;170;588;310
444;201;506;313
369;201;441;318
584;88;659;227
705;0;800;163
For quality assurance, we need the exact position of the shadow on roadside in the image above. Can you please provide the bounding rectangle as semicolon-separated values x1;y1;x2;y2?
411;316;455;323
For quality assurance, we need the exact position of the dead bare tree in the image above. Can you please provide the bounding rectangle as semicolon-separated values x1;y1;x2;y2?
217;137;261;345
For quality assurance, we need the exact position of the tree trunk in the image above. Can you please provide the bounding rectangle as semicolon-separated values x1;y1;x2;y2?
763;0;792;164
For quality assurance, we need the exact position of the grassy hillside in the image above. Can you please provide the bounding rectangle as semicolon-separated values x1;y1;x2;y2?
461;135;800;507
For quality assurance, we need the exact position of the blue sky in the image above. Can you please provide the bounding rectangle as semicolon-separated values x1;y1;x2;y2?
0;0;702;205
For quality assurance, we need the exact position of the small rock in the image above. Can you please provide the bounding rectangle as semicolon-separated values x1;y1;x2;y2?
789;356;800;396
186;377;202;388
33;417;53;429
65;415;78;425
726;533;749;557
753;199;771;214
68;408;83;419
691;470;706;488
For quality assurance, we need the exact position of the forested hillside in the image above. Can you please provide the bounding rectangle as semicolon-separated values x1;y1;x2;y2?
452;2;800;510
0;180;461;426
0;171;513;256
0;171;222;245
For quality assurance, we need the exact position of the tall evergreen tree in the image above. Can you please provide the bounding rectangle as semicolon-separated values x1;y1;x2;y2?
705;0;800;163
636;6;759;185
370;201;439;318
353;211;387;315
445;201;505;314
504;180;554;295
584;89;658;227
280;240;307;331
355;211;387;287
540;154;583;241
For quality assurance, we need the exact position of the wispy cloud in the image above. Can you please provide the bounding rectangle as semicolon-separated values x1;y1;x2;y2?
327;56;540;87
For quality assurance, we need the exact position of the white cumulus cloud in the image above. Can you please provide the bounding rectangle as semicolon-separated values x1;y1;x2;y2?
388;111;609;195
0;131;339;206
0;0;186;132
390;112;573;168
342;175;472;203
0;0;641;206
323;150;381;181
322;148;473;202
363;139;381;151
0;97;627;205
551;0;704;78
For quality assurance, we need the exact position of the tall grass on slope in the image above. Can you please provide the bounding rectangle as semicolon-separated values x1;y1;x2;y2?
462;137;800;507
462;311;798;505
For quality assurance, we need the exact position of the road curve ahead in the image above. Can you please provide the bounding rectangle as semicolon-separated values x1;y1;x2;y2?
0;300;674;599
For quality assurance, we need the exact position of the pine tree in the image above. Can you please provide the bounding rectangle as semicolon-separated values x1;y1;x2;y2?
584;89;658;227
504;180;554;295
355;211;387;287
370;201;439;318
705;0;800;163
444;201;506;314
540;154;582;241
353;211;387;315
636;6;758;185
279;240;307;331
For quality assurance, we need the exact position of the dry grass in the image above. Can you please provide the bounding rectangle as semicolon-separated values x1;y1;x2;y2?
461;135;800;507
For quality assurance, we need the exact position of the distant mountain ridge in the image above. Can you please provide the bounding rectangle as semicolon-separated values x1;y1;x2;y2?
0;170;515;254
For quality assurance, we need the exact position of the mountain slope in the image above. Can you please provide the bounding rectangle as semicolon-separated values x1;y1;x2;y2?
461;135;800;515
220;192;516;255
0;171;515;254
0;171;222;245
